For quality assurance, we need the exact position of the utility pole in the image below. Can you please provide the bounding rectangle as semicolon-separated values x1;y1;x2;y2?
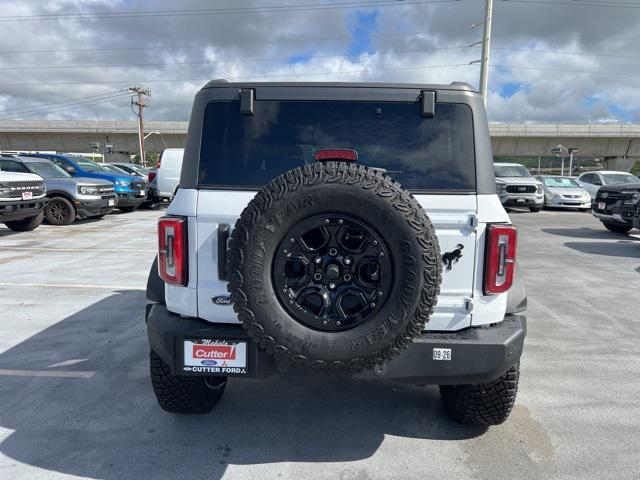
130;86;150;167
471;0;494;105
479;0;494;104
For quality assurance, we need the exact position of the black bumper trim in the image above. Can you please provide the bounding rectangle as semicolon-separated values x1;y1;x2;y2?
146;303;526;385
0;198;47;222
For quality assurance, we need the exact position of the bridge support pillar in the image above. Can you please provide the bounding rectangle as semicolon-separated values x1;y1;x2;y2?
602;157;636;173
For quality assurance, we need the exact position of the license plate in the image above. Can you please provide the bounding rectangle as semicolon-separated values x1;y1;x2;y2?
183;339;248;375
516;198;526;203
21;191;33;200
598;202;606;210
108;199;115;206
139;190;145;196
433;348;452;361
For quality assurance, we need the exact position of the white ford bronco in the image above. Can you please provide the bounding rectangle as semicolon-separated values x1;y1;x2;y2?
145;81;527;425
0;168;48;231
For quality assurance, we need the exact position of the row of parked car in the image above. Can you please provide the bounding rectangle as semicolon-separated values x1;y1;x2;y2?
494;162;640;234
0;148;184;232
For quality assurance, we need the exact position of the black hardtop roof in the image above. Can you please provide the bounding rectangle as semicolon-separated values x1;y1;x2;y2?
201;80;477;93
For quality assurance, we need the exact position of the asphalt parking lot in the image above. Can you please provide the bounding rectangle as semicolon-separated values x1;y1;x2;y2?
1;208;639;480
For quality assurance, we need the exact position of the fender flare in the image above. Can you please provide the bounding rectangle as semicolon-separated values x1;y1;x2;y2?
506;261;527;314
146;255;165;304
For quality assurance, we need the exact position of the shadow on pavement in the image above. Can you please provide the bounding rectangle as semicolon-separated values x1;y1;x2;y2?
564;240;640;258
0;290;484;480
542;228;640;240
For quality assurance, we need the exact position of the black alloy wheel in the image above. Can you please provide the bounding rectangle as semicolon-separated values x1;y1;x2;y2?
45;197;76;225
272;214;392;332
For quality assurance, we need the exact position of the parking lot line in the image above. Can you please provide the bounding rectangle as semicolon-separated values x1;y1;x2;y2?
0;369;95;379
0;282;145;291
0;246;156;253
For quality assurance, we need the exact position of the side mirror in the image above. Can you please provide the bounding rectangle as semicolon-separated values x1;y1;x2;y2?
65;166;76;174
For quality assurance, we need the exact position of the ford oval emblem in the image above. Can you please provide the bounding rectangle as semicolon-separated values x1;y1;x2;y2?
212;296;232;305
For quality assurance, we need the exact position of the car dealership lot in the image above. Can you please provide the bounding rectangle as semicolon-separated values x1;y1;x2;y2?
0;209;639;480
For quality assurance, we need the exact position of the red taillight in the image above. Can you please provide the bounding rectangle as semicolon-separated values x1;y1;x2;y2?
148;171;156;182
158;216;187;285
313;149;358;162
483;224;517;295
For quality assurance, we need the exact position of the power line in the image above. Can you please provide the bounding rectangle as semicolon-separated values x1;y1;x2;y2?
0;62;476;87
0;46;471;71
492;63;640;78
0;89;128;114
0;29;470;56
500;0;640;8
0;94;131;118
0;0;463;22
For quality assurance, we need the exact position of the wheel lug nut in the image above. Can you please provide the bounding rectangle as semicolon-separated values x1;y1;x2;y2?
283;288;288;293
289;238;295;243
323;320;328;326
329;248;337;256
370;303;376;308
313;273;322;281
379;252;385;257
373;240;378;245
344;257;352;265
328;282;336;290
314;256;322;264
289;300;294;305
283;249;288;254
336;321;341;326
344;274;351;281
324;218;330;224
378;291;383;296
338;219;343;225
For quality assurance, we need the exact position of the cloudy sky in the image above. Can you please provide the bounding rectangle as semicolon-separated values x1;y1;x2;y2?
0;0;638;123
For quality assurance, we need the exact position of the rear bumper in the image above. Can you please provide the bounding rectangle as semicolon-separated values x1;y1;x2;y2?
0;198;47;222
146;303;526;385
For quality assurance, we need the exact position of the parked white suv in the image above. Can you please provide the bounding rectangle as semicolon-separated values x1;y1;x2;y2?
154;148;183;201
145;81;527;426
0;169;48;231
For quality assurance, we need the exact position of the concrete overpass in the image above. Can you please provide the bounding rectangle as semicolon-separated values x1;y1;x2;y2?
1;120;638;170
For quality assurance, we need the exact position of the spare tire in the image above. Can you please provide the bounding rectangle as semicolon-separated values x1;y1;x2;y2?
227;161;442;374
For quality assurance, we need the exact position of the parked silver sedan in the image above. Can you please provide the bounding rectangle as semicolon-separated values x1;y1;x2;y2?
535;175;592;211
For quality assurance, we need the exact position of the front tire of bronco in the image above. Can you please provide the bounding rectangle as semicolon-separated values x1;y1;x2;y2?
439;362;519;425
150;350;227;414
4;211;44;231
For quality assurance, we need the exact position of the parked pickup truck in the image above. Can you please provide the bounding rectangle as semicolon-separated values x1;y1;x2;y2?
494;163;544;212
3;156;117;225
145;81;527;426
26;153;146;212
592;181;640;233
0;168;47;231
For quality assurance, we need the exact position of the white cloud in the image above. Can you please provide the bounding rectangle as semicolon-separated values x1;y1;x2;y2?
0;0;638;123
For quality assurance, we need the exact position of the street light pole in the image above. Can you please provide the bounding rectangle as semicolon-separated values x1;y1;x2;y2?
479;0;494;104
568;148;579;176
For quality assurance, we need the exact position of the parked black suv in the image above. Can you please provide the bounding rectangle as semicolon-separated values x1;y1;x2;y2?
592;182;640;233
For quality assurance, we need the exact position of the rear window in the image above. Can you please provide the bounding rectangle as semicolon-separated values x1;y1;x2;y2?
198;101;476;192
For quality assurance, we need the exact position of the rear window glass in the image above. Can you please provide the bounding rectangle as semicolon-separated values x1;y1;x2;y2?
198;101;476;191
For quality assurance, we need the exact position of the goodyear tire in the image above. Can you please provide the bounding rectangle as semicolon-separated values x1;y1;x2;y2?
227;162;442;374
